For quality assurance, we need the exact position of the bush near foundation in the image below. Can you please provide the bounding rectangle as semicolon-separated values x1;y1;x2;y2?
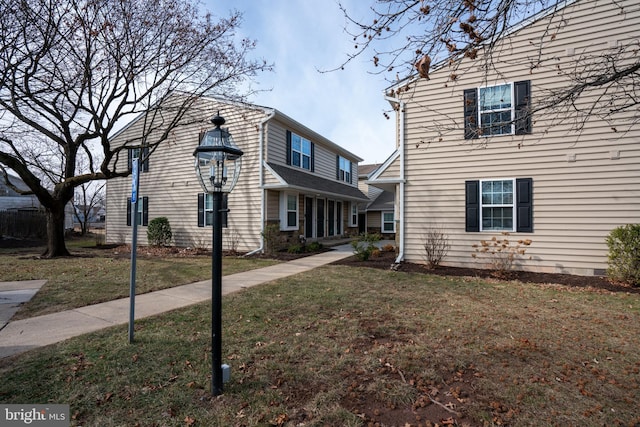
606;224;640;286
147;217;172;247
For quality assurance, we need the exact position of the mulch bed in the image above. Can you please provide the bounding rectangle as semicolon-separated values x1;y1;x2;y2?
330;249;640;294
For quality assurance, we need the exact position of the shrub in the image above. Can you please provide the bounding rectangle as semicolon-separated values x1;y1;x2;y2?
606;224;640;286
422;225;450;268
147;217;172;246
307;241;323;252
471;232;532;277
225;228;240;254
351;232;381;261
287;243;304;254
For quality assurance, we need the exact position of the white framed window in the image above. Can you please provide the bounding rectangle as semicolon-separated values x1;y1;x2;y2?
480;179;515;231
127;196;148;226
338;156;351;183
382;211;395;233
280;192;299;231
291;133;312;170
349;202;358;227
479;83;514;136
204;194;214;226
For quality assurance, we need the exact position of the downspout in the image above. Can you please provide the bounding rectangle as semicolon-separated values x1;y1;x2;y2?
245;109;276;256
384;95;405;264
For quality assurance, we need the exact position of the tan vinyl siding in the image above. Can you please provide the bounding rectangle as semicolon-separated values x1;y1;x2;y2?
396;0;639;276
377;156;401;180
264;121;287;165
105;98;266;252
265;190;280;222
265;118;361;186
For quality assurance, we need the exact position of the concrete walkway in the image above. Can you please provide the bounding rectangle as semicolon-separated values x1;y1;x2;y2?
0;245;354;359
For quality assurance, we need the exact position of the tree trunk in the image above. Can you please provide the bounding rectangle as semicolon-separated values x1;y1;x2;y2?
42;204;70;258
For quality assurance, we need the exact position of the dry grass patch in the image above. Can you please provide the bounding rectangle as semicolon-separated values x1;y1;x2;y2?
0;238;279;319
1;265;639;426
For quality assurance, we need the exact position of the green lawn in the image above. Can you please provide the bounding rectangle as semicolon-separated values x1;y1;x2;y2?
0;237;280;319
1;256;639;426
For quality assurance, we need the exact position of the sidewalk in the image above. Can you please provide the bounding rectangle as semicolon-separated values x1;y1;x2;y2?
0;245;354;359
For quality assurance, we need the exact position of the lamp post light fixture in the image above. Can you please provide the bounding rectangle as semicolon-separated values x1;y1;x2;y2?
193;112;243;396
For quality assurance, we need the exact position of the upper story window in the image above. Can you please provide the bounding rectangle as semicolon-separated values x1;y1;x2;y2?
464;80;531;139
127;146;149;172
479;84;513;136
286;131;313;171
338;156;351;183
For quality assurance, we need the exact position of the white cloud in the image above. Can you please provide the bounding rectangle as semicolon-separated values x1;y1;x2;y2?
206;0;396;165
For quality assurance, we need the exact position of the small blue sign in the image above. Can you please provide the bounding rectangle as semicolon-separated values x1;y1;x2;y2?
131;158;139;203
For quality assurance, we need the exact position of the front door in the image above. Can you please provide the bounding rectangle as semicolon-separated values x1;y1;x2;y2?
316;198;325;238
305;197;314;238
328;200;335;236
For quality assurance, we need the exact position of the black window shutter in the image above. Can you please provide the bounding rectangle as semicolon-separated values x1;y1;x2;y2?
126;198;132;226
336;155;340;180
127;149;133;171
197;193;205;227
514;80;532;135
222;194;228;228
310;142;315;172
286;130;292;165
465;180;480;232
516;178;533;232
463;88;478;139
351;162;355;185
142;196;149;226
142;146;150;172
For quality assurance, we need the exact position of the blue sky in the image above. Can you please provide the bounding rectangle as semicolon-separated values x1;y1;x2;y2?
205;0;396;165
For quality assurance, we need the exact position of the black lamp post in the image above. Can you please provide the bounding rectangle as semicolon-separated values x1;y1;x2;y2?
193;112;243;396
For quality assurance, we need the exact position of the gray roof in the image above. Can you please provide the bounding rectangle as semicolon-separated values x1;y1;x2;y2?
367;190;395;211
267;163;369;202
358;163;382;178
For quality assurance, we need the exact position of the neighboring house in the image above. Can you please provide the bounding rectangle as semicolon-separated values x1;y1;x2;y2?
0;172;75;231
358;163;396;238
105;97;369;252
368;0;639;276
74;205;106;224
0;173;40;211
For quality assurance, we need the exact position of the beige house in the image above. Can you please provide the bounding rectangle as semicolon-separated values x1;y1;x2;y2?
105;97;369;252
368;0;640;276
358;163;396;238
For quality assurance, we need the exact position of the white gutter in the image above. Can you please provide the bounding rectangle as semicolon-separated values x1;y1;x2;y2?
384;95;405;264
245;109;276;256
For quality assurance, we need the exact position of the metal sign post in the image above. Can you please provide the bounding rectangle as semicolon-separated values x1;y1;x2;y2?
129;157;140;343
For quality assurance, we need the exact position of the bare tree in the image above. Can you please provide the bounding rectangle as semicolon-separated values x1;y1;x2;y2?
0;0;269;257
337;0;639;130
73;180;105;236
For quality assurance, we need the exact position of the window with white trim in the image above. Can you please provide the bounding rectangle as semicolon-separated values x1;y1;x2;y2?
204;194;214;226
338;157;351;183
382;211;395;233
466;178;533;233
126;196;148;226
481;179;514;231
280;192;299;231
349;202;358;227
479;83;513;136
291;133;311;170
464;80;531;139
